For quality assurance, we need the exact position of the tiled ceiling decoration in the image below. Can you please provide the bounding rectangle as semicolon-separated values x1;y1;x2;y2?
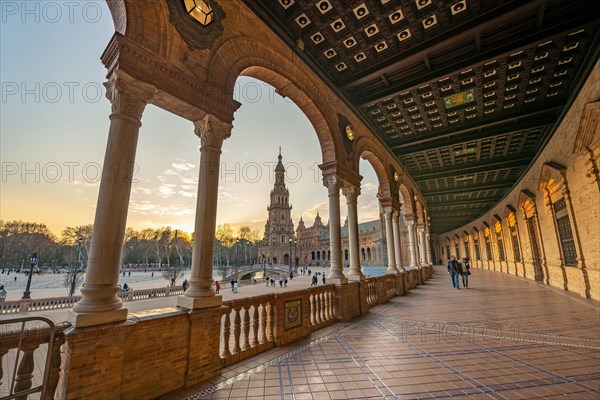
242;0;600;232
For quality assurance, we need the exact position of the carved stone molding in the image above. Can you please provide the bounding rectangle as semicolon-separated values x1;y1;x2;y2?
323;175;342;196
104;70;157;122
341;184;360;202
194;114;232;150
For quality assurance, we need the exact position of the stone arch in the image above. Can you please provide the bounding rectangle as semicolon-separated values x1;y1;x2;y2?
208;38;341;165
398;184;415;216
415;200;425;224
353;136;393;200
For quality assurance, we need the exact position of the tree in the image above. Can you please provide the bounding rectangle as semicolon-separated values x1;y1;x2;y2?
0;220;58;269
173;230;192;269
61;224;93;296
215;224;235;278
238;226;251;263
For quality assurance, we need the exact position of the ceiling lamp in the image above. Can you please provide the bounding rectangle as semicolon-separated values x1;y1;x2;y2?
183;0;214;26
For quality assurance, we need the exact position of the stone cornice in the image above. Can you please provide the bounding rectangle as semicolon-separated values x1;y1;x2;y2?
101;33;240;122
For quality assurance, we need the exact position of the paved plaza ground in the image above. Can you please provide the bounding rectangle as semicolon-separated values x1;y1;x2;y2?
2;266;599;399
159;265;600;400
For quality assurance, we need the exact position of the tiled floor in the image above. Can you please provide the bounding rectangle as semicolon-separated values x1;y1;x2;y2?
161;266;600;399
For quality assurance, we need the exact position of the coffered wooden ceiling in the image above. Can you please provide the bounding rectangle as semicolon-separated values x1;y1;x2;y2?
241;0;600;233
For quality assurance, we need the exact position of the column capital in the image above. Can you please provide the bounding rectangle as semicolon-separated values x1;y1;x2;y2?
341;184;360;202
382;206;393;218
194;114;232;150
405;216;416;225
105;70;157;123
323;174;342;195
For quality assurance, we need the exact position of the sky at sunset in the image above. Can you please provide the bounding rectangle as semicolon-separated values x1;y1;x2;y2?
0;1;380;238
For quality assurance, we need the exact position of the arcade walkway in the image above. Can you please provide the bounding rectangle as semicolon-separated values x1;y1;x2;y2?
162;266;600;400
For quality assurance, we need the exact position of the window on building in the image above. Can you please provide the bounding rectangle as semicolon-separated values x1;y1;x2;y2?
510;226;521;262
463;241;470;260
496;231;505;261
553;198;577;266
445;245;450;259
454;243;460;258
474;237;481;261
281;235;285;243
484;235;492;260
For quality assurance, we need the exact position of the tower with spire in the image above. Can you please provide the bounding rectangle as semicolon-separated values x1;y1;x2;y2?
260;148;295;266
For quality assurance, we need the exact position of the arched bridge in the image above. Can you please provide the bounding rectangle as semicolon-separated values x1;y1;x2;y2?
224;264;292;280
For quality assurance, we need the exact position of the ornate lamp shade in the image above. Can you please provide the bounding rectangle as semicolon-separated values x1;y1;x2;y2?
183;0;214;26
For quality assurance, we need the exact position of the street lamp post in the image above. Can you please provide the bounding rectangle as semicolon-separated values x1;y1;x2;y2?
70;237;83;297
22;252;37;300
236;239;240;277
288;238;292;273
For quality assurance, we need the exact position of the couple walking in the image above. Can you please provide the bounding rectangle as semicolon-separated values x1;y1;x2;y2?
447;256;470;289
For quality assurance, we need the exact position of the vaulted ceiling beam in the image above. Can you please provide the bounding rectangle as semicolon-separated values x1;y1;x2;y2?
423;182;513;196
410;156;533;180
351;17;595;105
342;0;542;90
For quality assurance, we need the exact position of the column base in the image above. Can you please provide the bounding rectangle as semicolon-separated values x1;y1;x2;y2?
329;277;348;285
177;294;222;310
348;273;365;281
67;307;128;328
386;267;398;275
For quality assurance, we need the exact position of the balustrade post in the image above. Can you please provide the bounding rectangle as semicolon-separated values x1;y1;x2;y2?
265;304;274;342
221;312;231;357
251;306;259;347
14;343;40;400
310;295;316;326
231;308;241;354
242;306;250;351
0;348;7;387
258;304;267;344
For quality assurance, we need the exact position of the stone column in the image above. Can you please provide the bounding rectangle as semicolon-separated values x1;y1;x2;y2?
383;207;397;275
178;114;232;309
425;228;433;265
342;185;364;281
406;217;418;268
68;71;156;328
324;175;347;284
418;225;427;266
392;210;404;272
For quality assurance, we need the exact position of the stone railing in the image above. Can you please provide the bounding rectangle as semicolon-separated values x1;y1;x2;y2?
362;274;397;310
219;284;336;367
0;316;69;400
221;293;276;366
53;270;433;399
0;286;184;314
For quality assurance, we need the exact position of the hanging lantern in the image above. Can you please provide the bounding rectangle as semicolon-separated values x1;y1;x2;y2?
183;0;214;26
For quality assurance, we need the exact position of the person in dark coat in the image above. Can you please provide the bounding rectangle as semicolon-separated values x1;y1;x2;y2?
447;256;461;289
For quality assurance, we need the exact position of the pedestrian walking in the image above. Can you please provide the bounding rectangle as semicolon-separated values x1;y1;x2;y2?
284;278;288;287
461;257;470;288
182;279;189;292
447;256;461;289
322;275;326;285
311;274;318;286
231;279;235;292
215;280;221;294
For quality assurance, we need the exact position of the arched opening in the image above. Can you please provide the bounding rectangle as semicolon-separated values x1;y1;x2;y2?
356;156;389;271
